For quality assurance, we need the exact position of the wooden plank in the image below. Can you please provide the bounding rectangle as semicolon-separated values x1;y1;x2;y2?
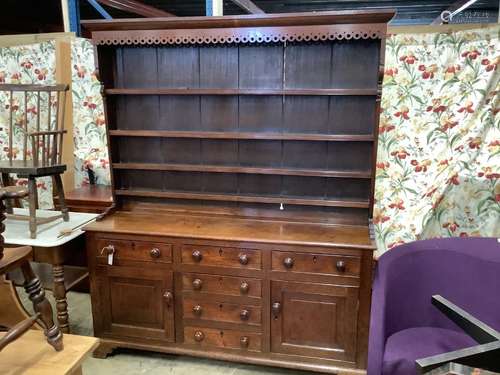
96;0;175;17
0;33;75;48
112;163;372;178
115;189;370;208
55;39;74;193
109;130;375;142
105;88;379;96
388;22;492;35
0;330;99;375
229;0;265;14
81;10;396;32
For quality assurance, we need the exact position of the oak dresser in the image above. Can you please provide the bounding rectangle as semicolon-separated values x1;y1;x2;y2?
82;10;393;374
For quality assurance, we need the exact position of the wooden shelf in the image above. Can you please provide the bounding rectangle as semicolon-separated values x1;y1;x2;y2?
113;163;372;179
105;88;379;96
109;130;374;142
115;189;370;208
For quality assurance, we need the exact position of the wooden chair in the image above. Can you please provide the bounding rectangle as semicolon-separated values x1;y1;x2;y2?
0;84;70;239
0;186;63;351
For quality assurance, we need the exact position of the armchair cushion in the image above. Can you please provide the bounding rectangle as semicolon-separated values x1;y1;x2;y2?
382;327;476;375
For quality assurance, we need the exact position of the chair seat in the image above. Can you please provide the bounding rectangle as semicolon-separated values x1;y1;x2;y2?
0;160;66;177
0;246;32;274
382;327;477;375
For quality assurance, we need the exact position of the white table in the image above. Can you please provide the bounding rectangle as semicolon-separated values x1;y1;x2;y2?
5;208;98;247
4;208;99;333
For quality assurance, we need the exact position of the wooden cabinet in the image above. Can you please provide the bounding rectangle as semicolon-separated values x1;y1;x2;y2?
92;265;175;342
83;9;392;374
86;226;374;373
271;280;359;363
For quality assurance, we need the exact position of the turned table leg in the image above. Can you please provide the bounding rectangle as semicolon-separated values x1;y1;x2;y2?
53;264;70;333
21;261;63;351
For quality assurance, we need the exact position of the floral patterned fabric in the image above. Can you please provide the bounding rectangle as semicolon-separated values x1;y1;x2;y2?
374;26;500;256
0;38;111;209
0;41;57;208
71;38;110;187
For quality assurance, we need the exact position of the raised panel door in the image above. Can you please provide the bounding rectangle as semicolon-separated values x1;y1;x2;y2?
270;280;359;362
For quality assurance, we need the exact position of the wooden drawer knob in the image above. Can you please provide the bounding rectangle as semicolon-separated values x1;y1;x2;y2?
194;331;204;342
239;281;249;294
272;302;281;315
192;305;203;316
240;336;249;348
192;250;203;262
192;278;203;291
283;257;294;269
336;260;346;273
163;291;173;307
240;309;250;321
150;248;161;258
238;253;249;265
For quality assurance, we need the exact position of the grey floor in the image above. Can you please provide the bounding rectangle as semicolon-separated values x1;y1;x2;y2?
17;288;310;375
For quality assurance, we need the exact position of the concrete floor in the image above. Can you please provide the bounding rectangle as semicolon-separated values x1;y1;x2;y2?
17;289;310;375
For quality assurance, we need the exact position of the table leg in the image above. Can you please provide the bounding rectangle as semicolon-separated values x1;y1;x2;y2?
21;261;63;351
53;264;70;333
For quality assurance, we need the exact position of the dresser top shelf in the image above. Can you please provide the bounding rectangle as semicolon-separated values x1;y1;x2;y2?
84;211;374;250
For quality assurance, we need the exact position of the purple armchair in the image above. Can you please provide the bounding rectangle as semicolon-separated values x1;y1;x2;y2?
367;237;500;375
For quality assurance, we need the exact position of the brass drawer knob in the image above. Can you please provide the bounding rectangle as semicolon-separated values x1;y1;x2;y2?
240;336;249;348
194;331;204;342
192;250;203;262
336;260;346;273
150;248;161;258
192;278;203;291
238;253;249;265
239;281;249;294
192;305;203;316
283;257;294;269
240;309;250;321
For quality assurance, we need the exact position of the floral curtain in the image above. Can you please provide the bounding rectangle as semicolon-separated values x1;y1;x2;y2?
71;38;110;187
0;38;111;209
0;41;57;208
374;26;500;256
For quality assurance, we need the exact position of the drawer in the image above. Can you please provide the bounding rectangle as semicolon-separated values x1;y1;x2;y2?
183;297;261;326
272;251;360;277
96;239;172;264
182;273;262;299
181;244;262;270
184;326;262;352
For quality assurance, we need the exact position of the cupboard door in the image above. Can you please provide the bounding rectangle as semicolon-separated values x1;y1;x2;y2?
270;281;358;362
97;265;175;342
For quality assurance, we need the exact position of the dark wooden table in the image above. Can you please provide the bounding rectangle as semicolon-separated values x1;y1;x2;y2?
56;185;113;214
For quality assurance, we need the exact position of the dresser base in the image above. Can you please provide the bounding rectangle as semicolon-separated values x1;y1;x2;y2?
92;338;367;375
